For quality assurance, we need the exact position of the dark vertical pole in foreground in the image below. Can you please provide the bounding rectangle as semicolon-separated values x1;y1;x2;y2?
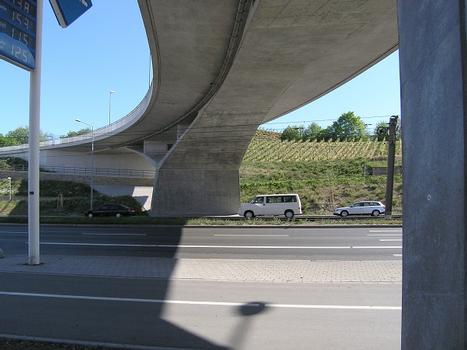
399;0;467;348
384;115;398;218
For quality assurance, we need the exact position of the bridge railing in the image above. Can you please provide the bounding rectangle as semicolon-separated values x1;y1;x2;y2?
0;84;154;153
2;165;155;179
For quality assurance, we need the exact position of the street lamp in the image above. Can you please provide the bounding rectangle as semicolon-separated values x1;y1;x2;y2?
7;177;12;201
108;90;116;125
75;118;94;211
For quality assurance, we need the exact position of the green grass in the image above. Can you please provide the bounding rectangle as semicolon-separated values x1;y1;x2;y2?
243;138;402;162
0;215;401;226
0;179;143;217
0;137;403;220
240;158;402;215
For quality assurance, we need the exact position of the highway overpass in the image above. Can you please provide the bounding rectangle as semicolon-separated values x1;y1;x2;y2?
2;1;467;348
0;0;398;216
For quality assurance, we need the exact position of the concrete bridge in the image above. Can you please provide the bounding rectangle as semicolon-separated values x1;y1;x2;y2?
2;1;467;346
0;0;398;216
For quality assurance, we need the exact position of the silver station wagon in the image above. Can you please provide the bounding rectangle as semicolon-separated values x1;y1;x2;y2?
334;201;385;217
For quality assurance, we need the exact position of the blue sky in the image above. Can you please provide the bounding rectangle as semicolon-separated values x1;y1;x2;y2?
0;1;400;138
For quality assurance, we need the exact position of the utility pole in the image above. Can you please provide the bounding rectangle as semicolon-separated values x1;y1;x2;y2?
385;115;398;219
75;119;94;210
108;90;116;125
7;177;12;201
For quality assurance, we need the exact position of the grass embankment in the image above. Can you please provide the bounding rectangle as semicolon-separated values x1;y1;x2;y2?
0;137;403;221
0;215;401;226
241;136;402;215
0;339;110;350
240;158;402;215
0;178;142;217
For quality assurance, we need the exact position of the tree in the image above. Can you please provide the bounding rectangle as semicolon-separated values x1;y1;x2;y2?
5;126;51;145
326;112;367;141
6;127;29;145
0;134;15;147
374;118;402;141
374;121;389;141
303;123;322;141
61;128;91;138
280;126;304;141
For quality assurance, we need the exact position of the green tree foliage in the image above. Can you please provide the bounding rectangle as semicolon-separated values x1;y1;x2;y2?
280;112;370;143
0;134;16;147
374;119;402;141
325;112;367;141
3;126;51;145
280;126;304;141
60;128;91;138
6;127;29;144
374;121;389;141
302;123;322;141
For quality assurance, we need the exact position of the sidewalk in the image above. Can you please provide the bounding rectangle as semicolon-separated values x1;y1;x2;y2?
0;254;401;284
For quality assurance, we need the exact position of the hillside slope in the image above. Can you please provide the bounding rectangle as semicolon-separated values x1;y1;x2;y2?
240;135;402;215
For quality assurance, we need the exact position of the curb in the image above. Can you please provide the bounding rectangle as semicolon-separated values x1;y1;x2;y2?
0;223;402;229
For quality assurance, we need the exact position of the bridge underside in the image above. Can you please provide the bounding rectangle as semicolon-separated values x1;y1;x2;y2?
152;0;397;216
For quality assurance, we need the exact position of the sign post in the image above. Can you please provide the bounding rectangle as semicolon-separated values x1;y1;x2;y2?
1;0;92;265
28;0;42;265
0;0;41;265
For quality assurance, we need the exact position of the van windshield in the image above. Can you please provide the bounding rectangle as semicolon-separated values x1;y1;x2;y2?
250;197;264;204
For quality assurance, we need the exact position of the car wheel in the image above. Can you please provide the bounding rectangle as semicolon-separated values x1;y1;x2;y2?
340;210;349;218
115;213;121;218
372;210;380;217
88;213;93;218
244;211;254;219
284;210;294;219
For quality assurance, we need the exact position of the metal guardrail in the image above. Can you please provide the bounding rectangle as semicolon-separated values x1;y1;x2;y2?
0;84;153;153
201;214;402;221
1;165;155;178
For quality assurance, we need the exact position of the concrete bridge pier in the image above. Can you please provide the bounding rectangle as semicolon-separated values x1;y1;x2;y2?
399;0;467;348
151;117;256;217
153;167;241;217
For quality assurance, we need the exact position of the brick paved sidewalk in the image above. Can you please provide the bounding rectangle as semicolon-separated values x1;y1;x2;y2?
0;255;401;284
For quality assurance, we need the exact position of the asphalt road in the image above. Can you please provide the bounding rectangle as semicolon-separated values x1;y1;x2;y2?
0;224;402;349
0;272;401;350
0;224;402;260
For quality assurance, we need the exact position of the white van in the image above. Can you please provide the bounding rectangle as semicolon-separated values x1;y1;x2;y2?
239;194;302;219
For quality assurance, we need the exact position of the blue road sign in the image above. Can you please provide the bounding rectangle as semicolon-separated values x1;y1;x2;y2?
49;0;91;28
0;0;36;70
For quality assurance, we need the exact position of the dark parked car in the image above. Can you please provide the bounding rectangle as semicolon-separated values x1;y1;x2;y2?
86;204;136;218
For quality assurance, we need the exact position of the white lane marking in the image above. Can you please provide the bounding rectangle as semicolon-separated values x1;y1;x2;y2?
378;239;402;242
367;234;402;237
0;291;401;311
393;254;402;257
213;234;289;237
39;242;402;250
81;233;146;236
352;246;402;249
369;229;402;233
39;242;351;249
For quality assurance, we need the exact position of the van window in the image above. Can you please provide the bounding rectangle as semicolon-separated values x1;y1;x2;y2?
283;196;297;203
266;196;282;204
251;196;264;204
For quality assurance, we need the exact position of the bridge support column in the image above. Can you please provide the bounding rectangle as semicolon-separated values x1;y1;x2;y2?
399;1;467;348
152;168;240;217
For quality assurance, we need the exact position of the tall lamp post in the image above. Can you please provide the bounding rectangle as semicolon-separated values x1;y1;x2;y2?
108;90;116;125
75;119;94;211
7;177;12;201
